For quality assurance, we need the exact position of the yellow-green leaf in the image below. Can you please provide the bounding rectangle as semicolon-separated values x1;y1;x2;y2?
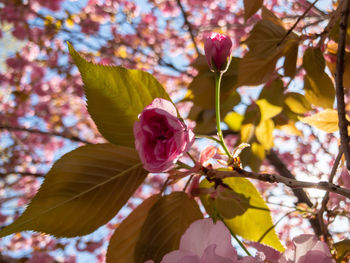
189;57;240;109
245;20;286;59
215;188;251;219
255;119;274;149
106;194;160;263
200;177;284;252
224;112;244;132
304;74;335;109
283;40;299;78
256;78;284;121
240;142;265;172
299;109;339;133
244;0;263;21
334;239;350;263
134;192;203;263
68;43;171;147
303;47;335;109
0;144;147;238
237;51;279;87
303;47;326;79
284;92;312;114
261;6;285;28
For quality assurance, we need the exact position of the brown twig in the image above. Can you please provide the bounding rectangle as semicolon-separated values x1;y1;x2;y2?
317;148;343;247
318;0;343;47
175;0;200;56
335;0;350;170
204;168;350;199
277;0;320;46
266;150;322;236
0;171;45;178
0;125;92;144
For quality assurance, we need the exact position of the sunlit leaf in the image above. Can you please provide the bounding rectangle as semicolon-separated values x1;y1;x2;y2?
240;142;265;172
215;188;251;219
255;119;274;150
276;121;303;137
245;20;287;59
304;74;335;109
237;51;279;87
284;92;312;114
200;177;284;252
334;239;350;263
256;78;284;121
224;112;244;132
283;40;299;78
299;109;339;133
303;47;326;79
0;144;147;237
244;0;263;21
134;192;203;263
325;44;350;90
261;6;285;28
106;194;160;263
189;57;240;109
240;106;260;143
68;43;171;147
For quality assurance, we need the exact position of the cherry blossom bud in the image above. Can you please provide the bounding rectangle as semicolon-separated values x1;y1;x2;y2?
204;32;233;73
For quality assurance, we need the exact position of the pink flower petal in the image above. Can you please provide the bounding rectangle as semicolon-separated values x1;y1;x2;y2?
179;219;237;260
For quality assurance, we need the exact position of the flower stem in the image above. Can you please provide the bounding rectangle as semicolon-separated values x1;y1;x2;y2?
219;216;252;256
215;72;232;158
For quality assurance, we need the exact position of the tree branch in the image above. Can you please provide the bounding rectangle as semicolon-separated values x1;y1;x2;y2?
204;167;350;200
0;171;45;178
317;148;343;247
318;0;343;47
335;0;350;170
277;0;320;46
0;125;92;144
266;150;322;236
176;0;200;56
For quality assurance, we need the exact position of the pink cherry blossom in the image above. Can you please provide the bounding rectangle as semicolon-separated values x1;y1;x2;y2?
146;218;238;263
290;235;335;263
204;32;233;72
134;98;194;173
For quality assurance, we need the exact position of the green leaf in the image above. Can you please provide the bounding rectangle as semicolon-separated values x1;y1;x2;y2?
237;51;279;87
334;239;350;263
215;188;251;219
200;177;284;252
304;74;335;109
255;119;274;150
256;78;284;121
134;192;203;263
245;20;287;59
106;194;160;263
299;109;339;133
261;6;285;28
240;105;260;143
284;92;311;114
224;112;244;132
283;40;299;78
189;90;240;134
244;0;263;21
68;43;171;147
189;57;240;109
303;47;326;79
240;142;265;172
0;144;147;238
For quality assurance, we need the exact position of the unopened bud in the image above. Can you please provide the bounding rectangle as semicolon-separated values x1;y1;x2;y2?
204;32;233;73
